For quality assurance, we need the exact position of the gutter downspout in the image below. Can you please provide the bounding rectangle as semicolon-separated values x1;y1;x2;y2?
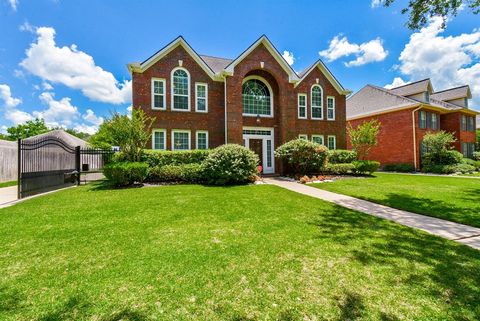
223;75;228;144
412;105;423;171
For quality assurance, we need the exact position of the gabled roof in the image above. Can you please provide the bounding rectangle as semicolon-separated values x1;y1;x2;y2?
127;36;220;81
431;85;472;101
200;55;232;74
223;35;299;83
389;78;433;97
295;59;351;95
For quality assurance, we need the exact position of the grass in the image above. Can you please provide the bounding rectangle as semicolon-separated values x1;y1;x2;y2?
1;183;480;320
0;180;17;188
313;172;480;227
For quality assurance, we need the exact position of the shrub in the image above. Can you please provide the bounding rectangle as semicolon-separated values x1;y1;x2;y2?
327;149;356;164
423;163;476;174
104;162;149;186
423;150;463;166
473;151;480;161
202;144;258;185
348;119;381;160
352;160;380;175
147;163;203;183
142;149;210;167
275;139;328;175
383;163;415;172
323;163;355;175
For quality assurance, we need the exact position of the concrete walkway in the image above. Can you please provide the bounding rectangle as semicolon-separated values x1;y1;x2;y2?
0;186;18;208
265;177;480;250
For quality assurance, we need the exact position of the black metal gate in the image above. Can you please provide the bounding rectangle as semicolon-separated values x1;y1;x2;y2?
18;138;115;199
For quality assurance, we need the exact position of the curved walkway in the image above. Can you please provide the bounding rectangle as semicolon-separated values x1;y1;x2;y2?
265;177;480;250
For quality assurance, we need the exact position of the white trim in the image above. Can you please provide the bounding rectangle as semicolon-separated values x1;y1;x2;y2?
295;60;352;95
151;129;167;150
195;130;209;149
242;126;275;174
171;67;191;112
298;134;308;140
311;84;324;120
195;82;208;113
327;135;336;150
171;129;191;151
311;134;324;146
297;93;307;119
151;78;166;110
327;96;335;121
242;75;274;118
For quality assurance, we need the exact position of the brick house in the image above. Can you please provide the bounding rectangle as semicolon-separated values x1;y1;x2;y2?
347;79;479;169
128;36;351;174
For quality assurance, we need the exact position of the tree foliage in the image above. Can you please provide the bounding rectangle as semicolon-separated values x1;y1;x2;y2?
348;120;381;160
3;118;49;140
381;0;479;30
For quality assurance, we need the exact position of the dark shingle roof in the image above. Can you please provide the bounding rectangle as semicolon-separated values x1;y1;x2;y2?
199;55;232;74
431;85;471;101
389;78;432;97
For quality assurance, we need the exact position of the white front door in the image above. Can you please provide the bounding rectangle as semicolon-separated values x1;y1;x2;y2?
242;127;275;174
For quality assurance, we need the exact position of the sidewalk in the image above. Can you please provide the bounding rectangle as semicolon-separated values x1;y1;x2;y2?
264;177;480;250
0;186;17;208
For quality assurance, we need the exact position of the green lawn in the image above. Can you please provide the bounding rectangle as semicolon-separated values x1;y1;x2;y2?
1;183;480;320
313;173;480;227
0;180;17;188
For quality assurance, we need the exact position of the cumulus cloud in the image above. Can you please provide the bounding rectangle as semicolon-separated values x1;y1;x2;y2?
392;16;480;106
282;50;295;65
82;109;103;126
20;26;131;104
19;21;35;33
319;35;388;67
384;77;409;89
8;0;18;11
35;91;80;127
371;0;383;8
0;84;33;124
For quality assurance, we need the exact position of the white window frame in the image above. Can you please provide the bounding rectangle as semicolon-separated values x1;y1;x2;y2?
311;134;325;146
195;82;208;113
327;96;335;121
297;93;307;119
151;129;166;150
327;135;336;150
195;130;209;149
311;84;324;120
171;129;191;151
298;134;308;140
171;67;191;112
242;75;274;118
151;78;166;110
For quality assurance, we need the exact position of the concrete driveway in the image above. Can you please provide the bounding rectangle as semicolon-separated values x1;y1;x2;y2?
0;186;17;208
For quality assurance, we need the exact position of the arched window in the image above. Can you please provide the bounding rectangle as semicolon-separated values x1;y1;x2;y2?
311;85;323;119
242;77;272;116
171;68;190;111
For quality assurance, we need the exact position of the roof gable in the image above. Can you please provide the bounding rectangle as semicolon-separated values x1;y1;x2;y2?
224;35;299;83
389;78;433;97
127;36;220;81
295;60;351;95
431;85;472;101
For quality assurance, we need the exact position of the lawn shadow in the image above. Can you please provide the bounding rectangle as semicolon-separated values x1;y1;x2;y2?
0;286;23;313
37;295;91;321
336;291;365;321
102;308;148;321
308;204;480;319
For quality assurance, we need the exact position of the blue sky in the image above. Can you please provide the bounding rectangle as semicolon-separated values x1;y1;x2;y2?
0;0;479;133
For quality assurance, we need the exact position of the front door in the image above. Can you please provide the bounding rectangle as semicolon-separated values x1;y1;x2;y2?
249;139;263;171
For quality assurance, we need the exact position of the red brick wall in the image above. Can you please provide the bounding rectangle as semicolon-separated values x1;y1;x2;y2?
441;112;476;152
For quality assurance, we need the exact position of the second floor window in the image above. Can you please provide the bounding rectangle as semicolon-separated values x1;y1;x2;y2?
467;116;475;131
195;83;208;112
172;68;190;111
419;111;427;129
242;78;272;116
298;94;307;119
327;96;335;120
431;113;438;130
311;85;323;119
461;115;467;131
151;79;165;110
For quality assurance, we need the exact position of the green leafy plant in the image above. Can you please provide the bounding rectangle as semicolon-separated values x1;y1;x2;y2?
142;150;210;167
323;163;355;175
147;164;204;183
275;138;329;175
382;163;415;172
104;162;149;186
327;149;356;164
352;160;380;175
473;151;480;161
422;163;476;174
202;144;258;185
421;131;463;169
348;120;381;160
4;118;49;140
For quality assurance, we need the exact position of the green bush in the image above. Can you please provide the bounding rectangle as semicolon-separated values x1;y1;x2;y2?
147;163;203;183
142;149;210;167
104;162;149;186
473;151;480;161
422;150;463;166
383;163;415;172
275;139;328;175
202;144;258;185
327;149;356;164
474;161;480;170
323;163;355;175
423;163;476;174
352;160;380;175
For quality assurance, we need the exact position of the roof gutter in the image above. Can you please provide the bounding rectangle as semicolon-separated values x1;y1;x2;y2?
412;106;423;171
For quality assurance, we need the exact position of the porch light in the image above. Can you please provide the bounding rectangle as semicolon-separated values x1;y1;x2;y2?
256;114;261;124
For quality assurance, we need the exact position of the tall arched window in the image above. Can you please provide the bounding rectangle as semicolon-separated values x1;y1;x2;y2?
311;85;323;119
171;68;190;111
242;77;272;116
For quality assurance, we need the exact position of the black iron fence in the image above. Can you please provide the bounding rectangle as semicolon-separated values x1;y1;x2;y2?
18;138;114;199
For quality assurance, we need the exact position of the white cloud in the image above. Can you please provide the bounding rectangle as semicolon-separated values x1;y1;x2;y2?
8;0;18;11
384;77;409;89
35;91;80;127
42;82;53;90
19;21;35;33
1;125;7;134
319;35;388;67
282;50;295;65
0;84;22;108
371;0;383;8
73;124;97;135
393;16;480;106
20;26;132;104
82;108;103;126
0;84;33;124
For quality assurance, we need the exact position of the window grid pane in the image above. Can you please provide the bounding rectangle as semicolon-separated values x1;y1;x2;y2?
197;98;206;111
173;132;190;150
266;139;272;167
242;129;271;135
327;97;334;119
312;136;323;145
197;132;207;149
298;95;306;118
242;79;271;116
174;96;189;110
154;131;164;150
328;136;336;150
173;70;189;110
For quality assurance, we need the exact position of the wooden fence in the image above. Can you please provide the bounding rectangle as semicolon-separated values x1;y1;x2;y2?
0;140;17;183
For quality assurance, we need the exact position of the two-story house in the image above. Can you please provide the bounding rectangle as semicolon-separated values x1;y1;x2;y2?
347;79;478;169
128;36;351;174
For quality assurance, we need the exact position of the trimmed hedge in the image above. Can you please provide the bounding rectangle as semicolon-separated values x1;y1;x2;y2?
141;149;210;167
104;162;149;186
422;150;463;166
147;164;203;183
202;144;258;185
422;163;476;174
327;149;356;164
352;160;380;175
275;139;328;175
323;163;355;175
383;163;415;172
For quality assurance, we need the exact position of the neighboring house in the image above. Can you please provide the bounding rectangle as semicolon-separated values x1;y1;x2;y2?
128;35;351;174
347;79;479;169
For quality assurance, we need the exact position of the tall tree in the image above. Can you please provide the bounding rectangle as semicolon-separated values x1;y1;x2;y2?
380;0;479;29
5;118;49;140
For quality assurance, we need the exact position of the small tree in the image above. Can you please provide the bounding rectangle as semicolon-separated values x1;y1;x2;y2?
94;108;155;161
348;120;381;160
421;131;461;165
5;118;49;140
